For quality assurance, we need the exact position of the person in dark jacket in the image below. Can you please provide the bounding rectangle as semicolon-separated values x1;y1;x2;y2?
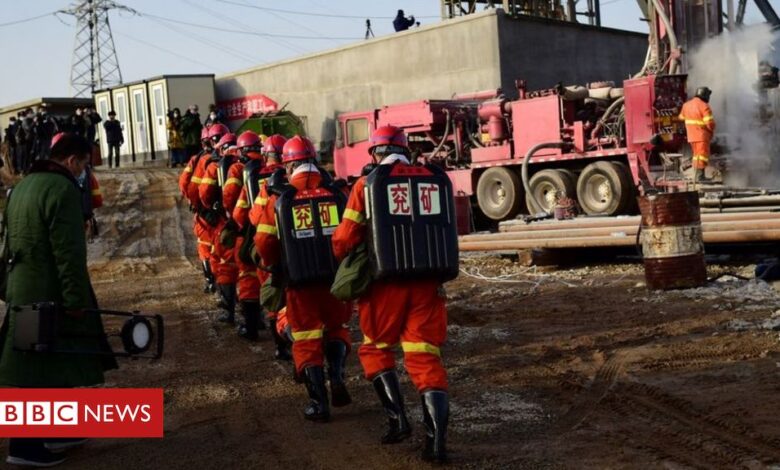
179;105;203;159
0;133;117;467
68;108;87;139
103;111;124;168
86;108;102;144
4;117;19;173
393;9;416;31
33;110;59;161
203;104;226;128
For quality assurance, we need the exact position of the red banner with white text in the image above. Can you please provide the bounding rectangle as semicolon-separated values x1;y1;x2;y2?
217;94;279;121
0;388;164;438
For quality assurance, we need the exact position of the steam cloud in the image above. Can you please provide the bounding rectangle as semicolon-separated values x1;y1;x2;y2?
687;23;779;187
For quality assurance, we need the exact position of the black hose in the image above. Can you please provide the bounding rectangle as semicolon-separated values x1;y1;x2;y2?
521;141;571;215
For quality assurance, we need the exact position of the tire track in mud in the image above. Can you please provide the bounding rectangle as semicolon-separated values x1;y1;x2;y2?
550;352;625;433
613;382;780;465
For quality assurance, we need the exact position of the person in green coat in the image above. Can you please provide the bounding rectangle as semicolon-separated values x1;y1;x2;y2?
0;133;117;467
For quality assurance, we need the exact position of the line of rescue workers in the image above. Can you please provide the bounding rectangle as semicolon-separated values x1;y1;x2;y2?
177;124;459;464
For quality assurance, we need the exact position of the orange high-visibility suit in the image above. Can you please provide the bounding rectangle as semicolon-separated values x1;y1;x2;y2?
249;163;285;321
679;97;716;170
88;171;103;209
199;157;238;285
183;152;213;262
255;168;352;373
331;175;448;392
224;160;259;302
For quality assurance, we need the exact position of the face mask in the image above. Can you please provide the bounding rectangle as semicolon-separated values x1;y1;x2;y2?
209;113;217;120
174;113;180;118
77;169;87;183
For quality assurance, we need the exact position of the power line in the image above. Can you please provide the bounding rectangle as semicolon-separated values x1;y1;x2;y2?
136;11;363;40
0;11;56;28
114;30;218;71
144;15;258;64
178;0;306;55
216;0;440;20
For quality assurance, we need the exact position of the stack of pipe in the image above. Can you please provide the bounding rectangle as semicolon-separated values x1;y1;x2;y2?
458;211;780;251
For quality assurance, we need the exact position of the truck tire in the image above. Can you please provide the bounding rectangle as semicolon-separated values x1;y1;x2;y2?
611;161;638;213
526;169;576;214
576;161;633;216
476;167;523;221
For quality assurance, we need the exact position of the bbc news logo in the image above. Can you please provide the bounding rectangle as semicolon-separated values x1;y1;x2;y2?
0;388;163;437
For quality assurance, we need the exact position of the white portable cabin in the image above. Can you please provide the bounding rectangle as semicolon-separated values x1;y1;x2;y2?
94;74;215;166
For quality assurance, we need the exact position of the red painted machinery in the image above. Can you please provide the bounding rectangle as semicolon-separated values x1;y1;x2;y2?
334;74;689;222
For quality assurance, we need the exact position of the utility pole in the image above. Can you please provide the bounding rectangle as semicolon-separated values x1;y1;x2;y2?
59;0;135;97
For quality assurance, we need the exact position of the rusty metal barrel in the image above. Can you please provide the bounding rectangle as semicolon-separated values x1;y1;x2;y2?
638;192;707;290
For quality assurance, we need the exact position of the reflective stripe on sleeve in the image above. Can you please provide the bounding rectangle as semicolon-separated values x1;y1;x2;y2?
201;177;218;186
257;223;277;236
191;176;203;184
225;177;242;187
343;208;365;224
255;196;269;207
401;341;441;356
237;200;250;209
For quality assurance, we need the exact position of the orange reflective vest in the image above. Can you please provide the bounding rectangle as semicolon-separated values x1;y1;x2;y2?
679;97;715;143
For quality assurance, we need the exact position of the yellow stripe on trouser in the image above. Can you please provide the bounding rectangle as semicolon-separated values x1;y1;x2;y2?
363;335;394;349
401;341;441;356
257;223;277;236
191;176;202;184
255;196;268;206
201;177;218;185
343;208;365;224
292;329;323;341
692;155;709;162
237;200;249;209
225;177;242;187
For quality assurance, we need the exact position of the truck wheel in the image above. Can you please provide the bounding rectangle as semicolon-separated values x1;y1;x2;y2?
576;161;633;216
526;169;576;214
476;167;523;221
611;161;638;213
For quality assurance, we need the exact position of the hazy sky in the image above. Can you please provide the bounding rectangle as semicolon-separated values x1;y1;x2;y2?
0;0;774;106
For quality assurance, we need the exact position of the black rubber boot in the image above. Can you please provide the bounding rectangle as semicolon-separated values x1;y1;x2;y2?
694;168;711;183
237;301;260;341
303;366;330;422
7;438;67;467
372;370;412;444
202;260;216;293
326;341;352;407
216;284;235;324
421;390;449;464
270;318;292;361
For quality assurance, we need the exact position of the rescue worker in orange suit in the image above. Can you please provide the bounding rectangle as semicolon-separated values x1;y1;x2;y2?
181;126;221;293
679;87;716;183
244;134;292;359
331;126;453;463
200;130;240;323
255;135;353;422
225;131;265;340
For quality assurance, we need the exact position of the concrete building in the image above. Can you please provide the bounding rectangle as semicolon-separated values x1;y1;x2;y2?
215;9;647;155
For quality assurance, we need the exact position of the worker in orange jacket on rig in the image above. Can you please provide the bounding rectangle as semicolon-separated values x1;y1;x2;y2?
331;125;455;464
679;86;716;183
237;134;292;358
181;126;222;293
255;135;352;422
200;131;240;323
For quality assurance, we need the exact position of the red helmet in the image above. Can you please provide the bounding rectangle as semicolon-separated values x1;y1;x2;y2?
262;134;287;157
236;131;260;149
282;135;316;163
51;132;67;148
368;125;408;154
216;132;236;150
207;123;229;140
200;127;209;141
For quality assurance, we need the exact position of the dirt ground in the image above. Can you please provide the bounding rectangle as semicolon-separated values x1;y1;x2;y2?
30;168;780;469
